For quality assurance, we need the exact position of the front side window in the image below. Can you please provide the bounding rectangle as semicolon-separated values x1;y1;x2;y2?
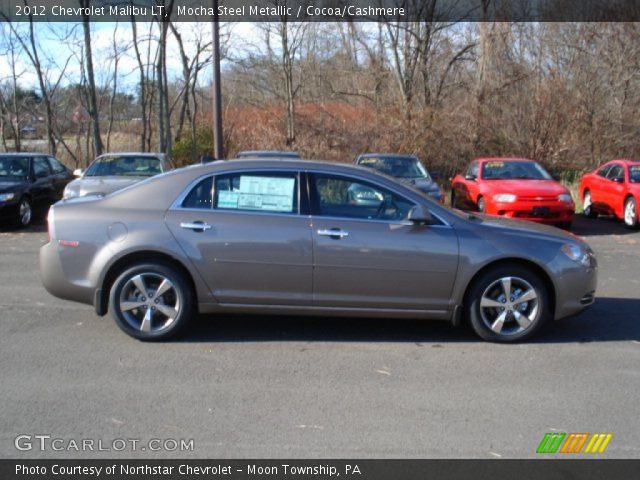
33;157;51;178
47;157;67;174
214;172;298;213
597;165;612;178
312;174;413;221
606;164;624;182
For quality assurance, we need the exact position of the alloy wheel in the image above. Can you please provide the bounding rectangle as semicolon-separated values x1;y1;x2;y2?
479;276;539;336
118;272;181;334
19;198;32;226
583;191;593;217
624;198;637;227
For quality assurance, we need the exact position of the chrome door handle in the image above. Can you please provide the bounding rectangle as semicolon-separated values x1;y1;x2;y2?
317;229;349;239
180;221;212;232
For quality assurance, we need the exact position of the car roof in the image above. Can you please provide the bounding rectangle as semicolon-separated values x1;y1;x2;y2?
96;152;166;159
607;159;640;166
475;157;536;163
0;152;48;157
356;153;419;160
181;158;383;175
236;150;300;158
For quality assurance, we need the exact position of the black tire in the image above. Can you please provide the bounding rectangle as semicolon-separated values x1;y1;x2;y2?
14;196;33;228
108;263;194;341
623;197;638;229
477;196;486;213
582;190;597;218
466;265;551;343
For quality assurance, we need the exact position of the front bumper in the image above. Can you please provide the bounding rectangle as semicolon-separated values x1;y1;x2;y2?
554;263;598;320
489;200;574;224
0;199;21;223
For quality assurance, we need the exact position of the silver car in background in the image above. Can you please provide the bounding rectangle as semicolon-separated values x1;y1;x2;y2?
64;152;173;199
41;159;597;343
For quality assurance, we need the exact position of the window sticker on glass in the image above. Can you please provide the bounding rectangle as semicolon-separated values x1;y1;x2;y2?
236;176;295;212
218;190;239;209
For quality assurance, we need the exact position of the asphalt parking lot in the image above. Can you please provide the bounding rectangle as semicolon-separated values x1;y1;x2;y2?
0;215;639;459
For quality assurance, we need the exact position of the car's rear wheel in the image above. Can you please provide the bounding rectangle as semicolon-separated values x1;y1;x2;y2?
466;265;550;342
477;196;486;213
583;190;596;218
15;197;32;228
109;263;194;341
624;197;638;229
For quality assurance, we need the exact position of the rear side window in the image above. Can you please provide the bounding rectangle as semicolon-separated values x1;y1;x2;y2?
182;177;213;209
213;172;298;214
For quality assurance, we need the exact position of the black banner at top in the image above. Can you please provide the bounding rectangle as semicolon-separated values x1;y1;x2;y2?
1;0;640;22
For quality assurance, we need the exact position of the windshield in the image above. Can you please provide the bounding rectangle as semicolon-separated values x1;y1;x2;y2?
358;156;429;179
630;166;640;183
0;157;29;179
85;156;163;177
482;160;552;180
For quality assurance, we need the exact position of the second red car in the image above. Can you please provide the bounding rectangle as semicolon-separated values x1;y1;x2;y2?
578;159;640;229
451;157;575;228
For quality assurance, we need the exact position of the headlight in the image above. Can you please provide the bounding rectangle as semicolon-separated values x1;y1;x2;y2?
0;193;15;202
557;193;573;203
561;243;594;267
493;193;517;203
63;188;79;200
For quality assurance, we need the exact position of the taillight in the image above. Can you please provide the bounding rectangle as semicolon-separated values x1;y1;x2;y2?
47;207;55;242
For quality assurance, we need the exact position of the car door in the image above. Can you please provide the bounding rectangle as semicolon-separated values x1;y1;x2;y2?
30;156;55;208
454;161;479;209
590;164;611;209
45;156;72;200
309;172;459;312
604;163;626;216
165;169;313;306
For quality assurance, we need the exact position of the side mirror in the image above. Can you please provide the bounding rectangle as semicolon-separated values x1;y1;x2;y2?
464;174;476;181
430;170;440;181
552;173;562;181
73;168;83;177
612;177;624;183
200;155;216;164
407;204;433;225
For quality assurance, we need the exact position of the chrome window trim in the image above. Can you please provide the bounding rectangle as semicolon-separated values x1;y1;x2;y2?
170;165;451;227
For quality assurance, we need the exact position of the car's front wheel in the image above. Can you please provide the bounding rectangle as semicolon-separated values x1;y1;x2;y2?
15;197;32;228
477;196;486;213
109;263;194;341
624;197;638;229
466;265;550;342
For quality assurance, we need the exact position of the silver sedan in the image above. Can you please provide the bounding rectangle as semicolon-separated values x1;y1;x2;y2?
40;159;597;342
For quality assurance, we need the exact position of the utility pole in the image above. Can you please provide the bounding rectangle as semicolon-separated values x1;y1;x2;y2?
211;0;224;159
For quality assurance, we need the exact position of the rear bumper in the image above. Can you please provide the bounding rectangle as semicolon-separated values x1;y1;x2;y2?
40;240;95;306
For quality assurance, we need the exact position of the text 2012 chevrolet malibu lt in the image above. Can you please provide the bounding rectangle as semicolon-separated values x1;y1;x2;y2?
40;160;597;342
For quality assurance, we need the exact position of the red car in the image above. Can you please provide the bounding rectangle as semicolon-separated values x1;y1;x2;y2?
451;158;575;228
578;159;640;229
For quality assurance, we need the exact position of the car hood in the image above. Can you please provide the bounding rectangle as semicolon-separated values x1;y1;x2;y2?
0;178;29;193
483;179;568;196
405;177;440;192
66;176;147;196
471;213;583;244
